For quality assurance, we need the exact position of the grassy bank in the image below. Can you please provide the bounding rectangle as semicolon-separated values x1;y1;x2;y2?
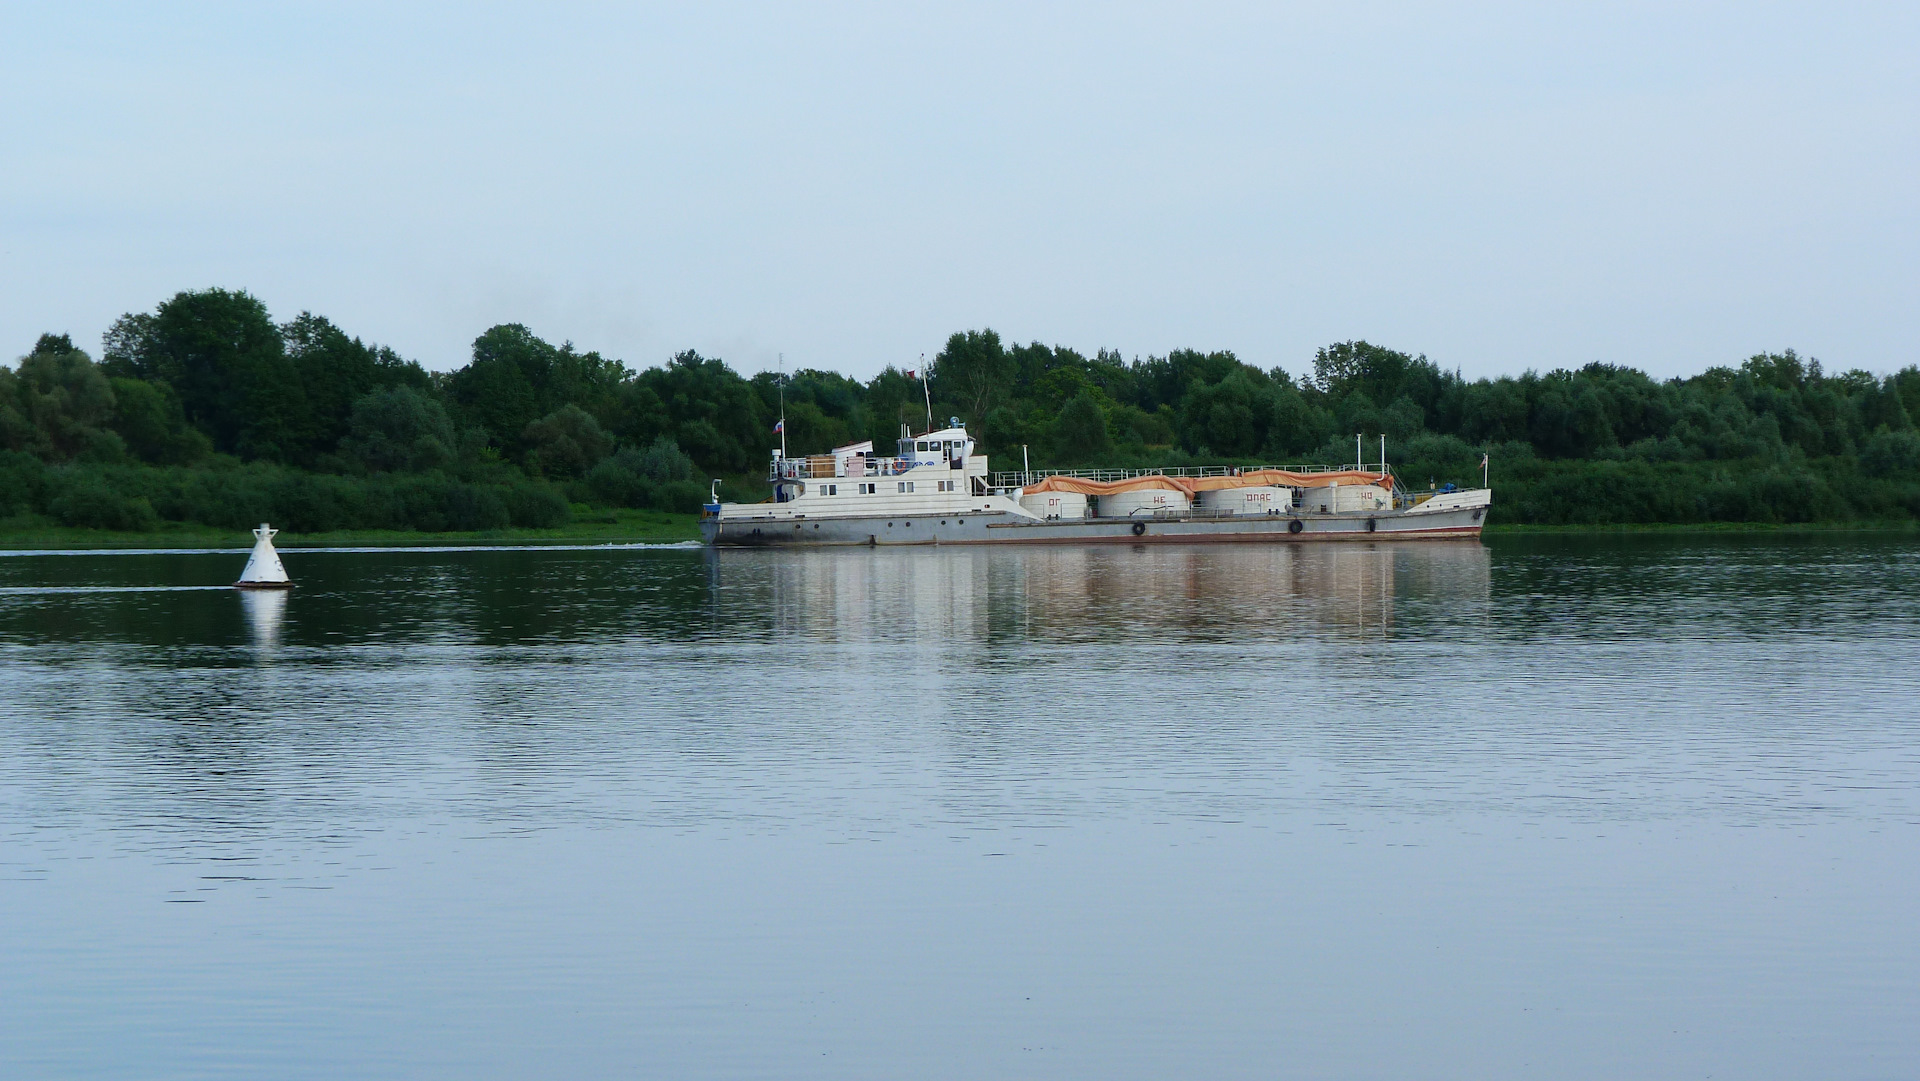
0;508;704;550
1483;520;1920;535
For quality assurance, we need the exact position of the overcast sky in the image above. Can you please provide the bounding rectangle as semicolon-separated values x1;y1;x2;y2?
3;2;1914;382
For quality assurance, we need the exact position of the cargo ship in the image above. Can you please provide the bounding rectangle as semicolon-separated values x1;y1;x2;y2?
700;421;1490;546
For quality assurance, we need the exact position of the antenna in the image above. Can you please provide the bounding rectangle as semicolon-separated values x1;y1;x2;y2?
919;352;933;432
1379;433;1385;473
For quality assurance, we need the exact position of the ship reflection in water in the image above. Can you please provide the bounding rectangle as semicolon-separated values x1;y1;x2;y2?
712;541;1492;643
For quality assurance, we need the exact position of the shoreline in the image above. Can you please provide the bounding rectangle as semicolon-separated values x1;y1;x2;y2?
1484;521;1920;535
0;510;706;551
2;515;1913;551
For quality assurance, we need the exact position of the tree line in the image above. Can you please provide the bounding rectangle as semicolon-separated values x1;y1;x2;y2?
3;287;1918;533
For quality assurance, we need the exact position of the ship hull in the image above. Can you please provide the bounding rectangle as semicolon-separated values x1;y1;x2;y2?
702;505;1487;546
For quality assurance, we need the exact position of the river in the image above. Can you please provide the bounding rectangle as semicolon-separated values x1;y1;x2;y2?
2;535;1916;1079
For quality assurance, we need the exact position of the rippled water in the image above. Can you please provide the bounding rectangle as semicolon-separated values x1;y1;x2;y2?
2;536;1916;1079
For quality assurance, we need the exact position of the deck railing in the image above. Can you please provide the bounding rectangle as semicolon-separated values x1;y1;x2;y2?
771;455;955;482
988;464;1399;487
768;457;1457;510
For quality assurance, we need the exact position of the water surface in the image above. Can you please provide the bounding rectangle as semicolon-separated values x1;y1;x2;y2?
2;536;1916;1079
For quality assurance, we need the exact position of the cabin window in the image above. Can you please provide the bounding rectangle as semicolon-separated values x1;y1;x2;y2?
861;483;876;494
937;480;955;492
916;441;929;452
824;484;837;496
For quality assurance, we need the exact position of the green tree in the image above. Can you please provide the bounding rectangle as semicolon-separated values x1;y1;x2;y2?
862;367;919;448
522;404;613;478
635;351;763;473
11;339;122;461
103;288;305;460
1050;390;1111;463
447;324;554;453
1182;369;1272;456
340;386;460;473
111;378;211;464
933;329;1016;425
282;312;430;456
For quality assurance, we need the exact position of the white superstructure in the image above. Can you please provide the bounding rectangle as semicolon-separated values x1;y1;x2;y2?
754;423;1041;526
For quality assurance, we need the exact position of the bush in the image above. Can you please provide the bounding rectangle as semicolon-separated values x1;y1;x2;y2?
0;451;48;516
584;438;700;509
502;483;570;528
49;474;159;531
586;456;656;509
636;436;695;483
270;472;358;533
658;479;708;513
522;405;613;478
178;467;273;529
445;483;511;531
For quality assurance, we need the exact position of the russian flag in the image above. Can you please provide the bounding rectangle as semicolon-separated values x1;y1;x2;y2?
773;419;784;434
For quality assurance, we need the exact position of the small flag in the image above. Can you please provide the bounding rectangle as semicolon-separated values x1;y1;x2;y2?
905;369;917;380
1480;453;1489;467
773;419;784;434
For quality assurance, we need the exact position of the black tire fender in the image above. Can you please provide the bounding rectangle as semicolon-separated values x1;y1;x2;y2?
1287;518;1304;534
1130;521;1147;537
1366;517;1378;533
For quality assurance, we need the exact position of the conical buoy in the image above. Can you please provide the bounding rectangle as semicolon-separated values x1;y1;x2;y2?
234;522;293;589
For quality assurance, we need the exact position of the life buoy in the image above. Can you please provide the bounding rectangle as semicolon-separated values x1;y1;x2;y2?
1287;518;1303;534
1130;521;1147;537
1366;518;1377;533
890;460;909;476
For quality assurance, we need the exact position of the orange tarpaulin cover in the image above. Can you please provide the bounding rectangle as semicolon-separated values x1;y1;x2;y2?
1022;469;1390;496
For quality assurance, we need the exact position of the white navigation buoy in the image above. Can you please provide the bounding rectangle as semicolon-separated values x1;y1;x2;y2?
235;522;293;589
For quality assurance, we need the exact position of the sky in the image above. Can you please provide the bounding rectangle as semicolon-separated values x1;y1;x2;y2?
2;2;1915;382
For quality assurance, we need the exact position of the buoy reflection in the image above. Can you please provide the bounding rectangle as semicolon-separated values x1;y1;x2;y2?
241;588;288;651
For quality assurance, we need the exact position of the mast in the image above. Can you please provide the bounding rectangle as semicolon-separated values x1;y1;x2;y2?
778;352;787;459
920;352;933;432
